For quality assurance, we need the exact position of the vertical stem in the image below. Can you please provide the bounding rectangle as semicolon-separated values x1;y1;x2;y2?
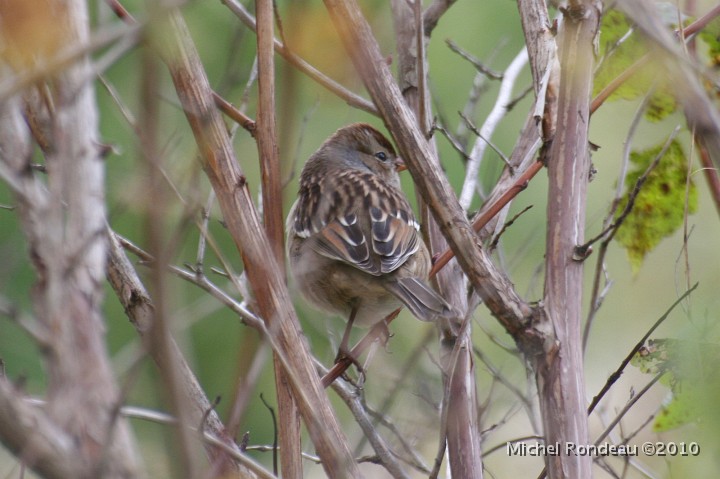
255;0;303;476
539;4;599;479
158;9;360;478
0;0;143;476
256;0;284;265
140;30;204;477
390;2;480;476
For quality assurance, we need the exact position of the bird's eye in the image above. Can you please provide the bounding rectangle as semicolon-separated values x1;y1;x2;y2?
374;151;388;162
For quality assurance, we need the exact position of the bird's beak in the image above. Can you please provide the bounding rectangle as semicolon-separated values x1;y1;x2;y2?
395;158;407;172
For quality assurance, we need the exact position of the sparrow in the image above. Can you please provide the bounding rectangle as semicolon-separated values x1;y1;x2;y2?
286;123;454;340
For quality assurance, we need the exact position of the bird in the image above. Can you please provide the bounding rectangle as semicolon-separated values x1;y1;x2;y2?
286;123;454;353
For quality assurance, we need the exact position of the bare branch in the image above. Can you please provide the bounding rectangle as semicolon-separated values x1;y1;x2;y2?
587;283;697;416
255;0;304;474
619;0;720;169
593;373;664;445
0;1;143;474
446;39;503;80
155;9;360;477
0;381;83;479
221;0;378;115
106;230;260;476
537;2;601;478
327;370;412;479
460;46;529;211
423;0;458;35
323;0;532;343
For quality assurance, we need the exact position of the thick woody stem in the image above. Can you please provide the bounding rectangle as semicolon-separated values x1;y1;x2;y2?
156;9;360;478
0;1;142;476
322;0;532;340
390;1;482;477
537;3;600;478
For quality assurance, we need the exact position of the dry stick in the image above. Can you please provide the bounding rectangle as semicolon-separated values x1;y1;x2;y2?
413;0;429;133
360;399;431;473
321;159;544;387
459;48;528;209
539;3;600;478
107;232;259;477
586;283;697;416
582;122;680;350
221;0;378;116
226;340;271;438
593;372;664;446
255;0;303;476
536;373;664;479
590;56;649;114
446;39;503;80
140;24;204;476
110;405;275;479
326;366;412;479
431;160;543;277
589;5;720;115
423;0;458;35
489;205;534;251
577;125;682;255
353;327;435;460
108;0;319;472
115;232;264;331
397;2;482;478
0;93;91;479
582;95;655;351
106;0;257;134
158;10;360;478
1;3;143;477
213;93;256;134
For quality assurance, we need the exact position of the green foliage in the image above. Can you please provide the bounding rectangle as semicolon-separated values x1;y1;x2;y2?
699;18;720;67
594;9;677;121
614;140;696;272
632;339;720;431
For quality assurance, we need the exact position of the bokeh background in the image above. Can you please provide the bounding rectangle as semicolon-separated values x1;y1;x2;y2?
1;0;719;477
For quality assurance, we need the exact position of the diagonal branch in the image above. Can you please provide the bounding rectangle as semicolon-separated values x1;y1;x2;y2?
154;9;360;477
322;0;533;340
221;0;378;116
106;230;260;477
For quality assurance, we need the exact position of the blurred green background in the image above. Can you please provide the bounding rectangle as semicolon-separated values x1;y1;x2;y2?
1;0;719;477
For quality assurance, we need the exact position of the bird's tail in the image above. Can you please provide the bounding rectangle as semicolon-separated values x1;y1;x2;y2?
384;278;456;322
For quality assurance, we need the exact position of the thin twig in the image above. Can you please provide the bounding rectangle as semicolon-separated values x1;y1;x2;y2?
582;94;657;350
459;112;511;169
354;327;434;458
114;231;264;330
321;363;412;479
489;205;533;250
221;0;378;115
258;394;278;476
576;125;682;255
101;403;276;479
446;39;503;80
586;283;697;416
593;372;664;445
459;47;528;209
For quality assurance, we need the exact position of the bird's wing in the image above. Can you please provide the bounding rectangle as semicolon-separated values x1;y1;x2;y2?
293;170;420;276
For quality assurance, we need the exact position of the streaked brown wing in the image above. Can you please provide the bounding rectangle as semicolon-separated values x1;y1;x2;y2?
296;170;420;276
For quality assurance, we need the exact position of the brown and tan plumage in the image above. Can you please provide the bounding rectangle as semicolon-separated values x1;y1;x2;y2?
287;123;454;329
